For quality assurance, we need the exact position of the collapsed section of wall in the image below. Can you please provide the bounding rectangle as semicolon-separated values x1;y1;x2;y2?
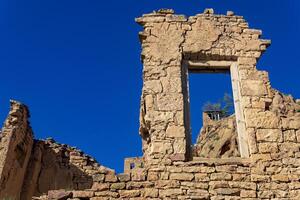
0;101;116;200
0;100;34;200
21;138;115;200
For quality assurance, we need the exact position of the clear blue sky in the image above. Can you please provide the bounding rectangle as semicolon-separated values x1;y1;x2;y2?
0;0;299;173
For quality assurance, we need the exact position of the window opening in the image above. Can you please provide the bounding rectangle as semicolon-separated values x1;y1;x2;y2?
186;61;245;158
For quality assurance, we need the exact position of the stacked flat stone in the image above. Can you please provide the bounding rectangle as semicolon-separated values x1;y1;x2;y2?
0;8;299;200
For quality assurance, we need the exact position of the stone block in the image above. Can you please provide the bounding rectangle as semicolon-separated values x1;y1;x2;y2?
144;80;162;94
92;174;105;182
48;190;72;200
210;173;232;181
244;109;280;128
173;138;186;154
159;188;183;197
166;125;185;138
131;169;146;181
272;174;289;182
251;174;270;182
187;189;209;198
105;174;118;183
119;190;141;198
147;172;159;181
258;143;278;153
238;57;257;65
170;173;194;181
150;141;172;154
240;190;256;198
73;191;94;198
279;142;300;153
282;116;300;129
143;188;159;198
199;166;215;173
110;183;126;190
256;129;282;142
283;130;296;142
241;80;267;96
161;76;182;93
92;183;110;191
209;181;229;189
117;173;130;182
95;191;119;198
195;173;210;182
156;93;183;111
214;188;240;195
156;180;180;188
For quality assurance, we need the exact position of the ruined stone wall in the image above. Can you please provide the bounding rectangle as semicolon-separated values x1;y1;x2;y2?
136;8;271;164
0;101;116;199
21;138;115;199
0;101;34;200
1;8;300;200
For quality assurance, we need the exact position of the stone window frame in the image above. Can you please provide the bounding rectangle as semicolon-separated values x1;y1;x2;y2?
183;60;250;158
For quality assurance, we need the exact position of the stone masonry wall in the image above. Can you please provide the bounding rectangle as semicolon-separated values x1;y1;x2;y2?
0;8;299;200
0;100;34;200
136;8;272;165
21;138;115;200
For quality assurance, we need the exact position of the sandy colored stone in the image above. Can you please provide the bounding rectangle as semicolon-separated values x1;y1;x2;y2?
159;188;183;197
92;183;110;191
241;80;267;96
3;9;300;200
170;173;194;181
143;80;162;94
256;129;282;142
156;93;184;111
119;190;140;198
210;173;232;181
48;190;72;199
194;114;240;158
244;109;280;128
166;125;185;138
110;182;126;190
143;188;158;198
73;191;94;198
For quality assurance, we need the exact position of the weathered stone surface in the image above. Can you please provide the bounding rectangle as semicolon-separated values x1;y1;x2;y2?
156;93;184;111
241;80;267;96
194;114;240;158
119;190;140;198
166;125;185;138
92;183;110;191
142;188;159;198
183;18;221;52
73;191;94;198
170;173;194;181
159;188;183;197
48;190;72;200
0;101;34;200
110;182;126;190
2;8;300;200
244;109;280;128
256;129;282;142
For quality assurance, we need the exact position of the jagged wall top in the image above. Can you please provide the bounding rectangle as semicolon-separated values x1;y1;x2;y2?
136;8;271;66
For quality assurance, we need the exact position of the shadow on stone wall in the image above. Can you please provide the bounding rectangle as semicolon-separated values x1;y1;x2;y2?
22;139;95;199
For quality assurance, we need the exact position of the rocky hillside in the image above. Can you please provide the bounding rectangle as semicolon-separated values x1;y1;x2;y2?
193;113;240;158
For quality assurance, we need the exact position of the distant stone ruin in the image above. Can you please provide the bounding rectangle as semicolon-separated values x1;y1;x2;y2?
1;8;300;200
